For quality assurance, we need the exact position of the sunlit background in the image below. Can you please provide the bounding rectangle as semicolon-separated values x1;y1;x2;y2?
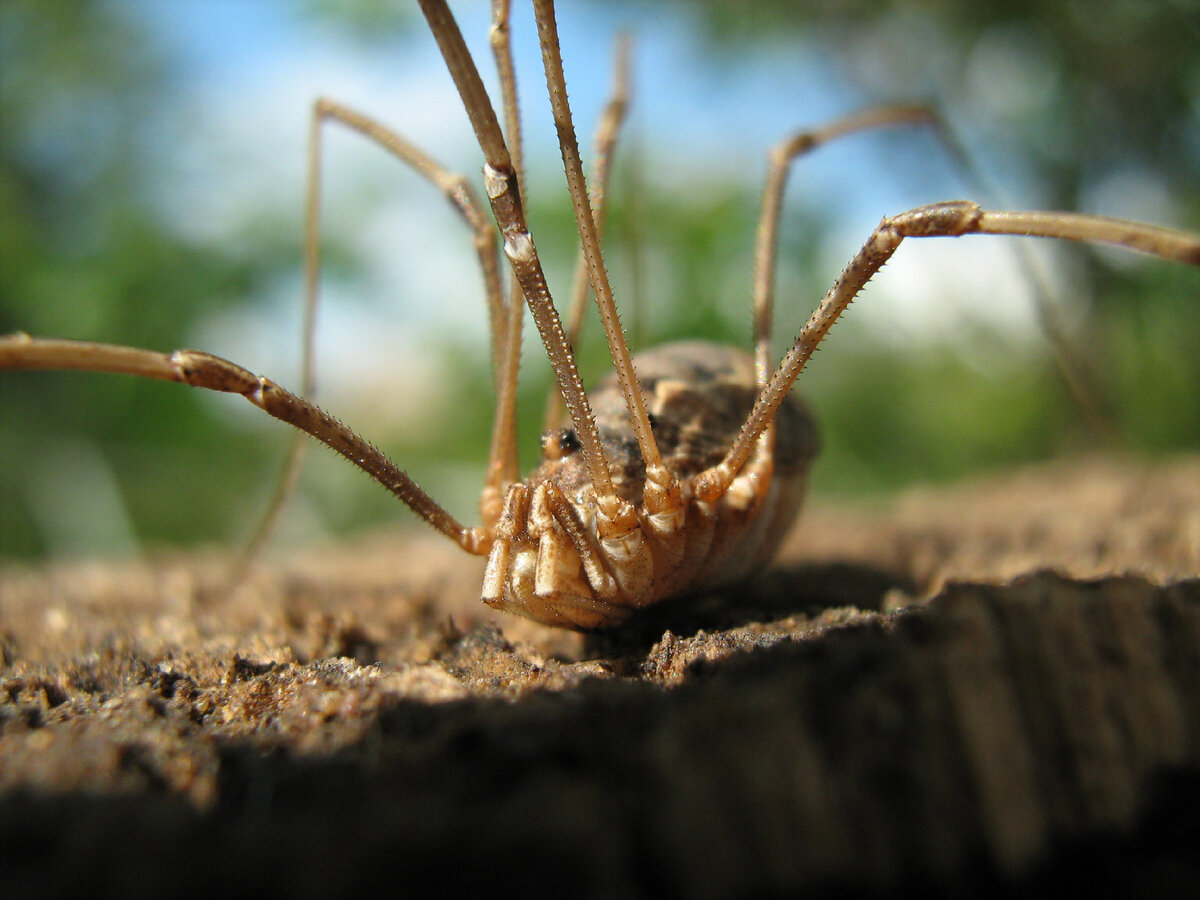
2;0;1198;561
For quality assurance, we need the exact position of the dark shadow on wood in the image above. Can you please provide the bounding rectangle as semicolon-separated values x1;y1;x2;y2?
585;560;916;655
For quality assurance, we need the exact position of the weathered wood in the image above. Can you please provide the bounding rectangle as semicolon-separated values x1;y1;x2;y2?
2;458;1199;895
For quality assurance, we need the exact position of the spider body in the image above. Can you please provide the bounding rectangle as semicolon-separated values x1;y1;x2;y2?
492;341;818;629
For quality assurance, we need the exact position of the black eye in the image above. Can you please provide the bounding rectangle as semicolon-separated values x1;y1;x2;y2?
558;428;581;453
541;427;581;461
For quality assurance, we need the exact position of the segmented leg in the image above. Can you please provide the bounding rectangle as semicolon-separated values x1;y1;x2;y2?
243;89;523;569
545;33;632;432
742;105;950;576
310;98;520;527
695;203;1200;503
751;105;942;387
487;0;527;498
418;0;600;480
746;101;1113;449
529;0;688;564
531;0;663;476
0;334;491;555
417;0;659;559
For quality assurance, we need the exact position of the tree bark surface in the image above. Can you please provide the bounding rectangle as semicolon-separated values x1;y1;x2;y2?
2;455;1199;896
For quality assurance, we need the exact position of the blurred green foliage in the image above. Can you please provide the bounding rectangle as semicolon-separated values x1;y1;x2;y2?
0;1;305;557
1;0;1198;561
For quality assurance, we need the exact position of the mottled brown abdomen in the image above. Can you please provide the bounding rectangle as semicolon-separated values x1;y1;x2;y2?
527;341;820;605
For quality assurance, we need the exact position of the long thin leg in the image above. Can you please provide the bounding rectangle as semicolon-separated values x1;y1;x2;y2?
310;99;507;388
484;0;526;507
695;203;1200;502
416;0;620;504
745;106;946;536
227;101;331;572
750;104;1104;424
291;97;517;538
927;119;1113;434
751;105;940;388
527;0;685;556
0;334;491;555
531;0;665;478
544;32;632;432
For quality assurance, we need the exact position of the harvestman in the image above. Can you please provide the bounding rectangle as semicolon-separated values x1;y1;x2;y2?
2;0;1199;630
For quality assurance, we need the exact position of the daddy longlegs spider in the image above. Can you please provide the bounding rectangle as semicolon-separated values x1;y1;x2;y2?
2;0;1199;630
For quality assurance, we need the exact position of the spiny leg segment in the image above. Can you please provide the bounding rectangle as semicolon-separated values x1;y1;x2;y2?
740;105;952;546
545;32;632;432
532;0;663;477
243;93;519;569
751;105;944;388
0;334;492;555
696;203;1200;503
418;0;683;599
417;0;611;498
747;103;1114;440
528;0;689;580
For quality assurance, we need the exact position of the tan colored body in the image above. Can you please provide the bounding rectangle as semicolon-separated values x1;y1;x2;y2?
485;342;818;629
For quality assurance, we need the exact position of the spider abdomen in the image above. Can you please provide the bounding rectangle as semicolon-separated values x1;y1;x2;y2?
502;341;818;628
